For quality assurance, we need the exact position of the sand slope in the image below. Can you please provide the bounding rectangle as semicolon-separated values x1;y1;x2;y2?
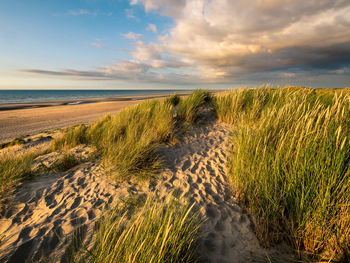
0;110;293;262
0;163;143;262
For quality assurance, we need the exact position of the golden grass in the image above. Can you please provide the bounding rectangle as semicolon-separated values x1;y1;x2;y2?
215;87;350;261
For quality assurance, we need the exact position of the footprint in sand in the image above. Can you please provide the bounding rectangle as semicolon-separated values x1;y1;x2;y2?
156;111;292;263
0;163;143;262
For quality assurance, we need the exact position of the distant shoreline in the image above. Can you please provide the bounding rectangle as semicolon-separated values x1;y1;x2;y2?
0;89;195;107
0;93;192;142
0;93;191;111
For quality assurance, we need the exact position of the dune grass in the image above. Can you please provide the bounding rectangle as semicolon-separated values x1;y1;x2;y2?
0;149;49;212
177;90;213;124
52;124;87;151
53;91;213;181
215;87;350;261
53;99;175;181
0;136;27;150
84;195;199;263
164;93;180;106
0;91;210;206
65;195;200;263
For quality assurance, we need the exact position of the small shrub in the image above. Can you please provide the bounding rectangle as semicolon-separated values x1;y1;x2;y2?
0;137;26;149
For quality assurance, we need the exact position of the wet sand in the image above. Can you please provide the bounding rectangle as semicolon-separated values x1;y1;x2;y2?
0;94;181;143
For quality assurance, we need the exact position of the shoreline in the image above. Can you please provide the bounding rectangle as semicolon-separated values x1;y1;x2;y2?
0;93;191;111
0;93;190;143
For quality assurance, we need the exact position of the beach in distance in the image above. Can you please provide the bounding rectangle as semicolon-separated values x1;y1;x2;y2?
0;90;192;142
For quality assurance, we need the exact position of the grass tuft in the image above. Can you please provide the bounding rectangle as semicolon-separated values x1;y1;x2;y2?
164;93;180;106
87;195;200;263
0;149;49;212
215;87;350;261
54;153;80;172
52;125;87;151
177;90;213;124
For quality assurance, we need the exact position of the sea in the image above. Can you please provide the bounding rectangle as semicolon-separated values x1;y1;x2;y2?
0;90;191;105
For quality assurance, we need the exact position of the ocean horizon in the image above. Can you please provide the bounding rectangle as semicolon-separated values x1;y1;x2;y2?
0;89;193;105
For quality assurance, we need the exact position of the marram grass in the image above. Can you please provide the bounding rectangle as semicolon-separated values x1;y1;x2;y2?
86;195;200;263
215;87;350;261
0;149;49;212
177;90;213;124
53;99;175;181
1;90;211;205
53;90;213;180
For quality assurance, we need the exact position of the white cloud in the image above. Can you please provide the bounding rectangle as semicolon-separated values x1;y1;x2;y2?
130;0;350;81
67;9;91;16
91;42;104;48
61;9;112;17
122;32;143;40
131;41;162;61
280;73;296;78
146;24;157;33
130;0;186;16
125;9;137;19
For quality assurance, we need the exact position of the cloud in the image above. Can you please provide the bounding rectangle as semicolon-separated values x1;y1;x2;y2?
20;69;108;78
67;9;96;16
53;9;112;17
280;73;296;78
122;32;143;40
31;0;350;87
146;24;157;33
20;62;200;84
130;0;350;82
130;0;186;17
125;9;137;19
131;41;162;61
91;38;106;49
91;42;104;48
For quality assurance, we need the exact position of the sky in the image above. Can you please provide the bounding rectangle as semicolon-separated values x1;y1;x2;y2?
0;0;350;90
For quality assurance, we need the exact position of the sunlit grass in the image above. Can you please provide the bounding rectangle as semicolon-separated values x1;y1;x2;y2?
0;149;49;211
215;87;350;261
82;195;200;263
53;91;213;181
177;90;213;124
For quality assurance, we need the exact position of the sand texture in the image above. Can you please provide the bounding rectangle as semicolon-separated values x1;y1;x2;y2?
156;113;270;262
0;162;146;262
0;110;293;262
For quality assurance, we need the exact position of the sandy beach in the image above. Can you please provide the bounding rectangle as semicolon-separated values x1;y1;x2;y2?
0;110;283;262
0;94;180;143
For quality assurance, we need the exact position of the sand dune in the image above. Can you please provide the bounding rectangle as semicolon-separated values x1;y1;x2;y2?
0;163;146;262
0;110;293;262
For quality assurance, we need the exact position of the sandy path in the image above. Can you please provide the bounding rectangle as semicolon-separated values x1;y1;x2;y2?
0;109;293;262
157;112;275;262
0;100;141;143
0;163;144;262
